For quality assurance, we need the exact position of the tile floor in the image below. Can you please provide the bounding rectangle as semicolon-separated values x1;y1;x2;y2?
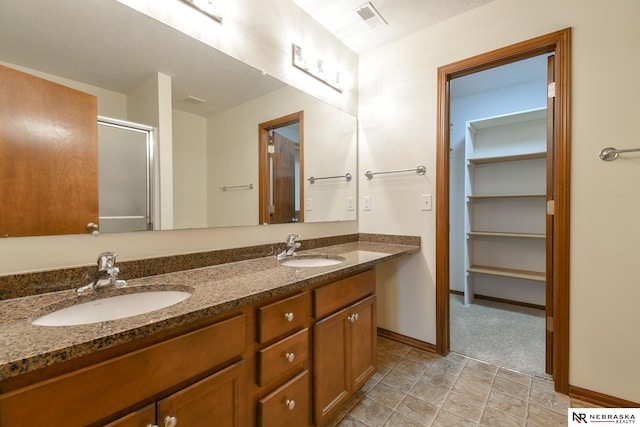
326;337;598;427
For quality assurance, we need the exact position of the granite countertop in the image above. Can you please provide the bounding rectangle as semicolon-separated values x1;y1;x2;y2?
0;241;418;382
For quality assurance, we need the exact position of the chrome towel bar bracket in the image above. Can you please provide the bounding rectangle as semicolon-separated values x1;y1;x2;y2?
599;147;640;161
364;165;426;180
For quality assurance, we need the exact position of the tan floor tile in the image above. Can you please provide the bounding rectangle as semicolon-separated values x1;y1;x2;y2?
431;356;466;375
395;358;430;377
452;377;492;403
481;407;525;427
384;411;429;426
395;394;439;425
349;397;394;427
382;340;414;357
368;382;408;409
493;376;530;400
432;409;479;427
529;388;570;415
487;389;527;419
531;376;554;392
334;415;370;427
421;368;458;390
466;358;499;375
405;348;439;363
409;379;450;407
526;403;567;427
378;349;402;367
497;368;533;387
569;398;600;408
382;369;420;392
458;364;496;386
443;391;485;423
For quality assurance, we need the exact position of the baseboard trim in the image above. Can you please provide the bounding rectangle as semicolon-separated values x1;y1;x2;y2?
569;386;640;408
449;289;545;311
377;328;436;353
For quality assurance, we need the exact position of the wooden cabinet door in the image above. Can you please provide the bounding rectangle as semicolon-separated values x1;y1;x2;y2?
313;306;350;426
103;404;156;427
0;64;98;237
350;295;377;391
157;360;246;427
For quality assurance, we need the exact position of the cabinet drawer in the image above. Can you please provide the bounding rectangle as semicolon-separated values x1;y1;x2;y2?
0;314;247;427
258;370;310;427
103;403;155;427
314;269;375;319
258;328;309;386
258;291;308;343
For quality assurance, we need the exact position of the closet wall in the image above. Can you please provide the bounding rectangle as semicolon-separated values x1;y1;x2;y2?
449;58;548;306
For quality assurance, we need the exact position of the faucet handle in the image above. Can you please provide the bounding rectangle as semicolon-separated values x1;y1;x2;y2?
286;234;301;243
97;251;118;270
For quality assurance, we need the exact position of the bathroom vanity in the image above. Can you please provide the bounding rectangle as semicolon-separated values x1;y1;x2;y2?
0;239;418;426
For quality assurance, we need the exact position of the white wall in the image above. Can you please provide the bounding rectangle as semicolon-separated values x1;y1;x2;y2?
173;110;208;229
359;0;640;403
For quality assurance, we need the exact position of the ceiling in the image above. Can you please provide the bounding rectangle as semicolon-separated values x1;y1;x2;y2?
291;0;496;54
0;0;285;117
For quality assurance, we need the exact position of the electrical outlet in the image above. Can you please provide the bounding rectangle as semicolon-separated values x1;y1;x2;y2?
305;198;313;211
421;194;432;211
347;196;354;211
363;196;371;211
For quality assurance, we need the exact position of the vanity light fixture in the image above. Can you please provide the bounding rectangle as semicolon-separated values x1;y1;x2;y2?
181;0;223;22
292;44;342;93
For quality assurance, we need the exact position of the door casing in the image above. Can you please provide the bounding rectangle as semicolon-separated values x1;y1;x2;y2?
435;28;571;393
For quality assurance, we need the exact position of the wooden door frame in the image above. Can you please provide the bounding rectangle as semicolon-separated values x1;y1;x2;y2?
435;28;571;393
258;111;304;224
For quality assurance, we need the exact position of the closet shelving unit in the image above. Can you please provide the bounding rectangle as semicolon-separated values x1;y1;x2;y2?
463;107;547;306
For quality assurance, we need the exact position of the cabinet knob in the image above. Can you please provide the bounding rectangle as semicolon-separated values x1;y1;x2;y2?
285;352;295;362
283;312;294;322
349;313;359;323
164;416;178;427
285;399;296;410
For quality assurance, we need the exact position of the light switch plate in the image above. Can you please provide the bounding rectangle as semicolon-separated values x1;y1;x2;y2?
347;196;354;211
421;194;432;211
305;198;313;211
363;196;371;211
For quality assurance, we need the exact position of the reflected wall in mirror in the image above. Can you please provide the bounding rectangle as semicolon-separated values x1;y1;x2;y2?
0;0;357;236
259;112;304;225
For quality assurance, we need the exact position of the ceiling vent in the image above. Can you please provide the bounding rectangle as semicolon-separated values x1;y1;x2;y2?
355;2;388;28
183;95;206;105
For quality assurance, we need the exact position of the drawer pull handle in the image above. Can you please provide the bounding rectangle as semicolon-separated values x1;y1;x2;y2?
286;399;296;410
284;312;294;322
164;416;178;427
147;425;159;427
349;313;359;323
285;352;295;362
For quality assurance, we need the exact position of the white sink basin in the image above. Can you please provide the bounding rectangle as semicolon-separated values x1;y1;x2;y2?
32;290;192;326
281;256;345;268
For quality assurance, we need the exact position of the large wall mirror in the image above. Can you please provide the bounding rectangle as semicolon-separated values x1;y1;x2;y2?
0;0;357;237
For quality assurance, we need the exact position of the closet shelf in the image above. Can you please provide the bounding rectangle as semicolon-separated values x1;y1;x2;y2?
467;193;546;200
467;265;545;282
468;151;546;165
467;231;545;239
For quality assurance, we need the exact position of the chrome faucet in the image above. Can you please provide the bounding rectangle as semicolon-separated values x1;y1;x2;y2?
76;252;128;294
276;234;301;260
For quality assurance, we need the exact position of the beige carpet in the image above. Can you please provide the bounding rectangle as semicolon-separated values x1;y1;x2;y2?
449;293;548;378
